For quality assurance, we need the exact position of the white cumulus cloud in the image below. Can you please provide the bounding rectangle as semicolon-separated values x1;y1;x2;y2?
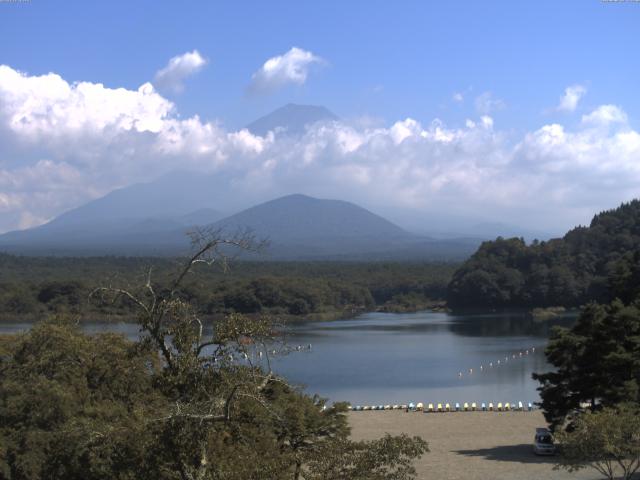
0;64;639;236
248;47;324;94
581;104;628;126
154;50;207;93
557;84;586;112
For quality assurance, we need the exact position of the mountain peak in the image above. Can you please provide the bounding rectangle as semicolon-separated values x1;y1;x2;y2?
246;104;338;137
213;194;410;244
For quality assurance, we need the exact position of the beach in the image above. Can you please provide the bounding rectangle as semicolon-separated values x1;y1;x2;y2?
348;410;602;480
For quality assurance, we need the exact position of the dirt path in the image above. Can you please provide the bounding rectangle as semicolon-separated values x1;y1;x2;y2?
348;410;603;480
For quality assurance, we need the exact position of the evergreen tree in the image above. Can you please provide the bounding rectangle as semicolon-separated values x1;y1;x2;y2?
534;300;640;430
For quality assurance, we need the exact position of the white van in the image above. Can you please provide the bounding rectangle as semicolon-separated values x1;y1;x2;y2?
533;428;556;455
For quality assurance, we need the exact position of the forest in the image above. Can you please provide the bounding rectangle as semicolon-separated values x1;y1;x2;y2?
447;200;640;309
0;234;429;480
0;255;456;321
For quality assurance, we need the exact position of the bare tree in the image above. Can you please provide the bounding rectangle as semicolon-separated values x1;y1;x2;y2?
91;228;285;479
85;228;428;480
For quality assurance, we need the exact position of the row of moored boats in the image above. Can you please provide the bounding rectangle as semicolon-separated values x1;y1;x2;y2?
349;401;535;412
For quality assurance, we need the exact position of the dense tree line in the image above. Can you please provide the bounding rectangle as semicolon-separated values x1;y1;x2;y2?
448;200;640;308
0;256;456;320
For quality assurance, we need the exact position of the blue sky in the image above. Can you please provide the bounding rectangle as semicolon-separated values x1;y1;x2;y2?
2;0;637;129
0;0;639;234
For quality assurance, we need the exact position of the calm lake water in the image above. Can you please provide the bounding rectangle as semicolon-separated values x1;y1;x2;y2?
0;310;573;406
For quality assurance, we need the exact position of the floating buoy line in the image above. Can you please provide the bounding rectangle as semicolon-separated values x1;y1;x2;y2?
211;344;313;364
457;347;537;379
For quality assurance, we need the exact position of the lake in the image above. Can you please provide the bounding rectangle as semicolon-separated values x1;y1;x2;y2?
0;310;572;406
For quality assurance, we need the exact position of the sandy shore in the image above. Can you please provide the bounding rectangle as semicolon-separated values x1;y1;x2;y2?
348;410;603;480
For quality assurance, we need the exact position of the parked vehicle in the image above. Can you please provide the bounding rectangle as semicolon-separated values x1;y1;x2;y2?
533;428;556;455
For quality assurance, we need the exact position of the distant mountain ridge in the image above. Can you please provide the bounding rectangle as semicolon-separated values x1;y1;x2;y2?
0;193;479;260
211;194;437;260
0;103;496;259
215;194;409;241
246;103;338;136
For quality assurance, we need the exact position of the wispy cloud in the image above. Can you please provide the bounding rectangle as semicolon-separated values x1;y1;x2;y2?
154;50;207;93
248;47;325;95
474;91;505;114
557;84;586;112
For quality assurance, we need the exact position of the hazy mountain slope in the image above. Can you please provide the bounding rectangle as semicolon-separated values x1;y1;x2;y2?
0;102;339;248
0;191;479;259
0;169;227;252
246;103;338;136
51;171;221;227
214;194;409;241
210;194;479;260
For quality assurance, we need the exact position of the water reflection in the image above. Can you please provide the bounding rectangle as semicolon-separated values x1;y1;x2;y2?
273;311;573;405
0;310;573;405
447;311;576;338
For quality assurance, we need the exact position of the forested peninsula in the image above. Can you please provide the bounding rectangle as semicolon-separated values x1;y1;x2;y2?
447;200;640;309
